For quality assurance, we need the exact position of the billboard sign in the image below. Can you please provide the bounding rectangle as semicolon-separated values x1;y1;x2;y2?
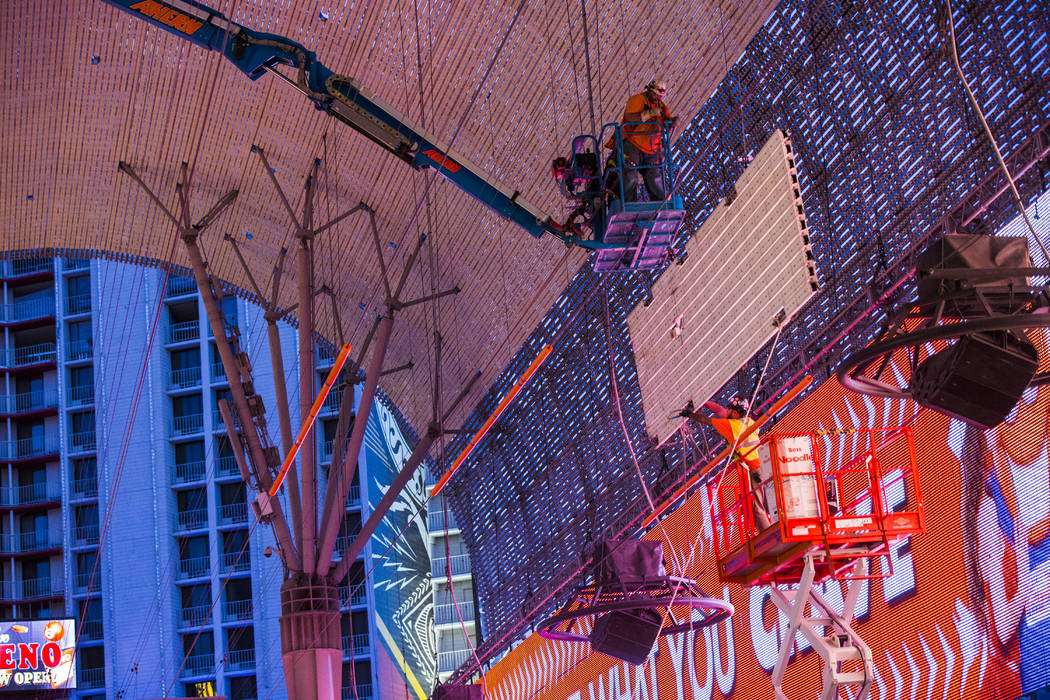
0;619;76;691
483;372;1050;699
363;398;436;700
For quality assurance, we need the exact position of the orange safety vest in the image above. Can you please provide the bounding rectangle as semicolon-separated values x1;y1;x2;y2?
711;417;760;470
621;92;673;154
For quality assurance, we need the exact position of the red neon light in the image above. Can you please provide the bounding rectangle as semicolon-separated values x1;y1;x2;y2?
269;343;352;496
432;344;554;497
641;375;813;527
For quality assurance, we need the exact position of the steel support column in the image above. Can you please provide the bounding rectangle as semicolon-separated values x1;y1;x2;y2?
315;313;393;574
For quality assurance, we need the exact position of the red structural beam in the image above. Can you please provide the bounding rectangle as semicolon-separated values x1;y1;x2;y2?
641;375;813;527
433;344;554;497
269;343;352;496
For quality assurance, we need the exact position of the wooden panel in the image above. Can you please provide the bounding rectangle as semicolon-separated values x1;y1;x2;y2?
628;130;819;443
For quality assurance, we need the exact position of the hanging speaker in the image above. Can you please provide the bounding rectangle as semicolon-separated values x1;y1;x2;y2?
593;539;666;587
589;607;663;665
911;330;1038;429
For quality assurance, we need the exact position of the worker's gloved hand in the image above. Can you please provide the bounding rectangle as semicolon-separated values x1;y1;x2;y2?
677;400;695;418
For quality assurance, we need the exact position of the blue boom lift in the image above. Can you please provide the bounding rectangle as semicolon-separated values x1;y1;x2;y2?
102;0;687;271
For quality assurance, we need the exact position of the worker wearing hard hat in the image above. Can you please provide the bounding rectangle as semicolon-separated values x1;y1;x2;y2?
614;79;681;202
679;396;773;531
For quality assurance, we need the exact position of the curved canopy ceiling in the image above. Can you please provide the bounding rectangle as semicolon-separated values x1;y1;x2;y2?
1;0;777;439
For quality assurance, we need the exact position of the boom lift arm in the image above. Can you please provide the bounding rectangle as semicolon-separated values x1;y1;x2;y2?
102;0;579;244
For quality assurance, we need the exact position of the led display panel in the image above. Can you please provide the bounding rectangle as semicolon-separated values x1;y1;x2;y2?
0;619;76;691
482;360;1050;699
628;130;818;446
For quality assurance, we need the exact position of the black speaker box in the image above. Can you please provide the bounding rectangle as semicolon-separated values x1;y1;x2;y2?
432;684;483;700
593;539;666;587
589;607;662;665
911;331;1038;429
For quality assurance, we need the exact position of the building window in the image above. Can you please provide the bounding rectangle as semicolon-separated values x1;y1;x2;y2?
66;275;91;315
228;675;257;700
70;411;96;451
72;457;98;496
67;319;92;358
69;366;94;403
74;504;99;540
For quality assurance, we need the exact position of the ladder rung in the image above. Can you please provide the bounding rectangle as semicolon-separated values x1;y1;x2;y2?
828;646;863;661
832;671;868;683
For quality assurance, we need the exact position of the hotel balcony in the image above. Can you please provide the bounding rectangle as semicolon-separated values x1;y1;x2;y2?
0;531;62;555
342;632;370;657
177;555;211;581
337;585;367;608
172;460;206;485
181;654;213;677
67;383;94;406
168;320;200;345
218;502;248;526
79;667;105;689
317;344;335;365
65;293;91;316
69;429;97;453
320;389;343;415
212;408;240;432
431;554;472;578
0;342;57;369
175;507;208;532
0;388;58;416
0;435;60;461
73;524;100;546
0;577;65;601
0;481;61;507
166;275;196;297
74;571;101;594
221;550;250;574
66;338;92;362
216;455;239;478
80;620;103;641
435;601;475;626
0;297;55;324
71;478;98;499
169;365;202;391
226;648;255;671
210;360;226;383
223;598;253;622
342;685;373;700
3;259;52;277
428;510;458;531
171;413;205;438
438;648;471;672
181;604;211;628
63;258;89;271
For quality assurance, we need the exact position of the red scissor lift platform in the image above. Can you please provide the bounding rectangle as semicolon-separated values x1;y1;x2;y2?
709;427;926;700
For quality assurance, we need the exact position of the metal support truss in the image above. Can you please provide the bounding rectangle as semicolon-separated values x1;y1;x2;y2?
117;160;302;571
225;229;305;563
768;553;873;700
121;151;477;699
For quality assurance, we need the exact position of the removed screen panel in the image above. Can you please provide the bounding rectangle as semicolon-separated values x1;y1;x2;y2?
628;129;819;444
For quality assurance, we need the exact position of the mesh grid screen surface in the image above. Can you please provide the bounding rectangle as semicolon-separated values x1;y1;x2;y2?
435;0;1050;669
